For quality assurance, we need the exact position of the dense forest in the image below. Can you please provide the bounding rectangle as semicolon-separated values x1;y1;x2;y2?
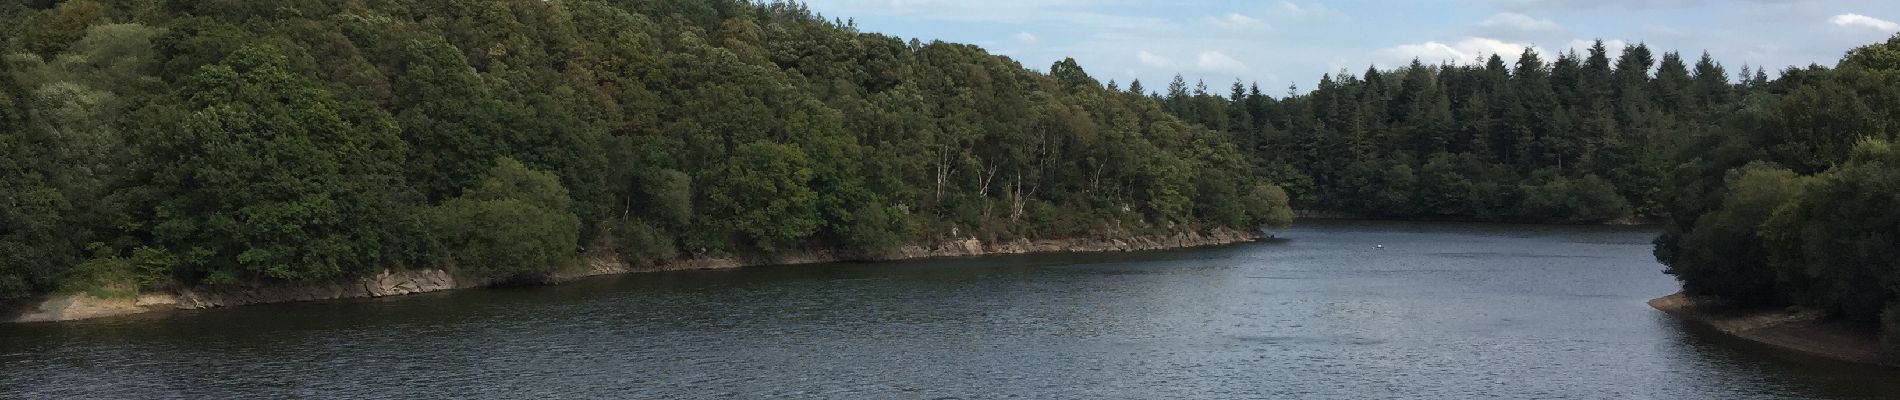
1153;42;1761;222
0;0;1294;300
1153;32;1900;346
1650;35;1900;347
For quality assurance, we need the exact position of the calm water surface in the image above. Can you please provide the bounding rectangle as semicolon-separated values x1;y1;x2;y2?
3;220;1896;399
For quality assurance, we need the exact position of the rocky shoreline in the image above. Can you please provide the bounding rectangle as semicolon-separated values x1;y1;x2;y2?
3;228;1266;323
1649;292;1896;366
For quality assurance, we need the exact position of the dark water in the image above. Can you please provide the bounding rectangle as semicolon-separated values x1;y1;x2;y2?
3;220;1896;399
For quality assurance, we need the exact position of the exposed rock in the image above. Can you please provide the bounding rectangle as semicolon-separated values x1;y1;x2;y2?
1650;292;1896;366
8;294;149;323
7;228;1266;323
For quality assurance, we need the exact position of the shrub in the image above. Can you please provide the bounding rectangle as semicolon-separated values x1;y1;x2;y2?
611;218;677;267
56;252;138;299
429;159;581;281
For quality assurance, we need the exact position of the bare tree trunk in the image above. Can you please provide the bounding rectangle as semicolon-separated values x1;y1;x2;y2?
1089;161;1105;193
978;160;999;220
1009;171;1026;222
933;145;951;205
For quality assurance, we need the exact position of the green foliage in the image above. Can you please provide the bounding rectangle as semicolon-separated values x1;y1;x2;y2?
1758;73;1892;174
24;0;106;57
1417;153;1478;216
429;159;581;281
56;253;137;299
0;0;1295;300
643;169;694;227
142;44;413;283
129;246;178;287
1515;172;1630;222
0;22;169;299
704;140;821;251
1244;183;1295;229
1653;34;1900;347
1164;40;1729;223
1665;163;1807;303
0;184;68;299
458;157;574;211
1841;34;1900;72
609;218;676;267
1755;140;1900;320
0;56;49;299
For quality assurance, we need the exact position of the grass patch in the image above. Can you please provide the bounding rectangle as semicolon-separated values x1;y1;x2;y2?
55;256;140;299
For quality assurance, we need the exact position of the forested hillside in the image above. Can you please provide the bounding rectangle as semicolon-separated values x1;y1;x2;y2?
1650;35;1900;347
0;0;1292;300
1156;42;1759;222
1144;30;1900;347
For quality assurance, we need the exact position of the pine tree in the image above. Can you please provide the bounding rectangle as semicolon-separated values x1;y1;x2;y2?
1690;52;1731;113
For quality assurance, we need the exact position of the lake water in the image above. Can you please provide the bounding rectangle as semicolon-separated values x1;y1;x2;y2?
2;220;1896;399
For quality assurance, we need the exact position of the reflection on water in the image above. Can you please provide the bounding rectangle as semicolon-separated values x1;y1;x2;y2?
1;220;1894;399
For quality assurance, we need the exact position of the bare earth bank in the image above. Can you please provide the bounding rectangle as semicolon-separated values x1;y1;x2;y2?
3;228;1265;323
1650;292;1896;367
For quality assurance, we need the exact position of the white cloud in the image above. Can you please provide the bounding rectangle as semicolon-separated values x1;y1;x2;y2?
801;0;1900;99
1327;57;1349;73
1205;13;1271;33
1480;12;1564;33
1374;37;1544;66
1273;1;1349;22
1197;51;1249;73
1015;32;1038;44
1831;14;1900;31
1137;50;1173;68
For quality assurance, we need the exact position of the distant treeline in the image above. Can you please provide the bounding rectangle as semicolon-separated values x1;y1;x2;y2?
1152;42;1758;222
0;0;1291;300
1156;33;1900;346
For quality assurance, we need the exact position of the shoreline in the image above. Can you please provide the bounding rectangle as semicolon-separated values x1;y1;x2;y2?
1293;209;1660;226
1649;292;1896;366
2;228;1265;324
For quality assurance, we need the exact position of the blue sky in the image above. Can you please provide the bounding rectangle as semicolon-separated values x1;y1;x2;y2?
799;0;1900;95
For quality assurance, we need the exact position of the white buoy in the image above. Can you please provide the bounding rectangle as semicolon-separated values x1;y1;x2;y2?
1376;244;1384;249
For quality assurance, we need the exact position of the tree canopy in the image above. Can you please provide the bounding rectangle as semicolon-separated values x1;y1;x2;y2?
0;0;1292;299
1645;34;1900;348
1160;40;1767;223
